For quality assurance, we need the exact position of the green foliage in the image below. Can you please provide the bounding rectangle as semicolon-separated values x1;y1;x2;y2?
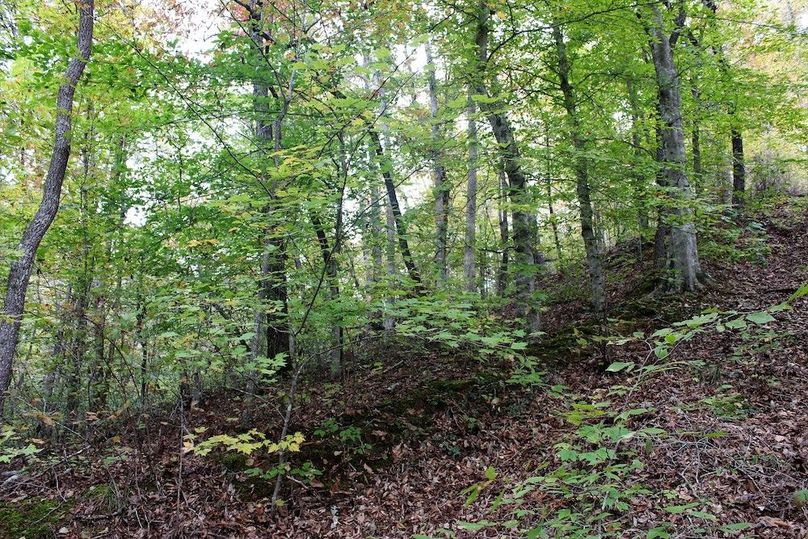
184;428;304;457
0;426;40;464
314;419;373;455
458;402;663;537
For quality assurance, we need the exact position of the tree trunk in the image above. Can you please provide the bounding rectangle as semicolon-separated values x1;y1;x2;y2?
426;40;449;286
690;82;704;193
464;88;478;293
246;2;290;391
0;0;94;418
647;5;706;292
473;4;539;332
731;127;745;207
496;171;510;296
554;25;606;312
626;78;650;253
311;212;343;378
369;128;423;287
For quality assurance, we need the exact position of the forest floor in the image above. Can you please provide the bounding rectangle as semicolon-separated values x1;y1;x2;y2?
1;199;807;539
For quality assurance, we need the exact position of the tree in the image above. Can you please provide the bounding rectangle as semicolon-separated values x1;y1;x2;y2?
471;3;540;333
0;0;95;418
552;22;606;312
426;38;450;286
643;3;708;292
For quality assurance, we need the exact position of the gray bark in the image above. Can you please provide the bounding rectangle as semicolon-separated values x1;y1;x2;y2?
0;1;94;418
464;88;478;293
554;25;606;312
647;5;707;292
473;4;540;333
369;128;423;286
496;171;510;296
426;40;449;285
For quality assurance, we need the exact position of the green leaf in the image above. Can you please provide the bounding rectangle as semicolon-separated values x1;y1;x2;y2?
720;522;751;533
647;526;671;539
606;361;634;373
457;520;493;531
725;317;747;329
788;282;808;301
746;311;776;325
484;466;496;481
663;503;698;514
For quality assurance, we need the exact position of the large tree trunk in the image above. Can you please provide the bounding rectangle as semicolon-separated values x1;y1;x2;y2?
554;25;606;313
647;5;707;293
473;4;540;333
426;40;449;286
464;88;478;293
0;1;94;418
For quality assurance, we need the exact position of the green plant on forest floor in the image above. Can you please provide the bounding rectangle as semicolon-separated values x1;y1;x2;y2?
314;419;373;455
446;402;665;538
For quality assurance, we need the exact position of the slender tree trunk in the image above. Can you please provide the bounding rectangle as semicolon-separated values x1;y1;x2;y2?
496;171;510;296
546;177;562;268
135;277;149;405
542;122;563;268
690;83;704;193
554;26;606;312
426;40;449;285
369;129;423;287
647;5;706;292
369;165;384;287
245;3;290;391
310;139;347;378
626;78;650;250
473;4;539;332
464;88;478;293
383;194;397;332
731;127;745;207
699;0;746;209
311;212;342;378
0;1;94;418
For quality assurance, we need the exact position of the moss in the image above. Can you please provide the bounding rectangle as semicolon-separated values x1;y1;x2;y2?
0;497;71;539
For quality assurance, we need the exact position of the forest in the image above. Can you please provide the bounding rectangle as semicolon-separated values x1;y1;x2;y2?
0;0;807;537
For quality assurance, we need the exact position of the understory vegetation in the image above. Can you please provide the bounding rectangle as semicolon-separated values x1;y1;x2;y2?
0;0;807;537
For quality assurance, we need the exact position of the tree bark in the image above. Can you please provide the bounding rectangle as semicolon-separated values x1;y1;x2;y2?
426;40;449;286
311;212;343;378
368;128;423;287
496;171;510;296
0;0;94;418
464;87;478;293
731;127;746;207
245;1;290;392
554;25;606;312
647;5;707;292
473;4;540;332
626;77;650;248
